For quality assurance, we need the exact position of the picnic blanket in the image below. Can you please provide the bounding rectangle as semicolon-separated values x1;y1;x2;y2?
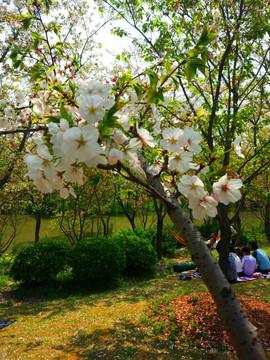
0;320;16;329
189;272;270;282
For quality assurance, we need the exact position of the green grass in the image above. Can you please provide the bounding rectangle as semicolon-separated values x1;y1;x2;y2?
0;250;269;359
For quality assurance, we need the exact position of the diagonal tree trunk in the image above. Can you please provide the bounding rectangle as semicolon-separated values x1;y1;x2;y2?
146;170;266;360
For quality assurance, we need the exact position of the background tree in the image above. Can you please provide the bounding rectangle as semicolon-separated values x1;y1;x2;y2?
97;0;270;274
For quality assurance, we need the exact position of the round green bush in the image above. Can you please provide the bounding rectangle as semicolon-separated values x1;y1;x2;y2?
115;227;178;258
111;232;157;275
69;237;126;281
10;239;70;284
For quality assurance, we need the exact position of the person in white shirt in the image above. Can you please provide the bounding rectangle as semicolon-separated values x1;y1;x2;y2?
231;249;242;275
240;246;257;276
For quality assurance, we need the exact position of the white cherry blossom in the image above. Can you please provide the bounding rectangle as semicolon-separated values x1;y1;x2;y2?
14;91;25;104
37;145;52;161
189;193;218;220
108;148;123;164
24;154;43;170
85;153;108;168
25;169;53;194
232;136;245;158
177;175;205;199
4;106;15;119
131;160;147;180
116;114;130;130
114;130;128;145
94;81;112;98
148;160;163;175
183;126;202;153
160;127;187;152
62;124;100;163
60;185;76;199
122;138;142;163
213;174;243;205
153;120;161;136
32;98;45;116
168;150;193;172
59;165;85;185
136;123;155;148
0;117;10;129
79;95;106;124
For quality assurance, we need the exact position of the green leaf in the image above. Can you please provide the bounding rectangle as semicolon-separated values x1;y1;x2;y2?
101;102;122;129
197;27;217;47
44;0;53;13
146;88;156;104
10;49;19;60
151;87;164;104
146;69;159;89
133;83;144;97
172;76;179;90
185;61;197;82
22;16;33;30
189;48;201;57
197;109;204;117
59;104;73;124
46;116;61;124
13;59;22;69
165;60;171;73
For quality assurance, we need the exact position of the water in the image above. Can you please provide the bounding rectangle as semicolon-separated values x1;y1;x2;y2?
6;214;157;248
3;211;262;249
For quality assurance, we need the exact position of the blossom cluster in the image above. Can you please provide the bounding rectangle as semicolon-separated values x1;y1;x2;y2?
1;75;244;219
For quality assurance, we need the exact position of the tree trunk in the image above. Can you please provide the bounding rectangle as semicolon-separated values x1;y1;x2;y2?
116;196;136;230
147;172;266;359
153;198;164;260
217;204;232;276
265;219;270;243
234;216;242;247
34;211;41;243
264;198;270;243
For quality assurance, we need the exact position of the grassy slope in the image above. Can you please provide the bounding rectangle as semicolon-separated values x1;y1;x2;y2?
0;255;269;360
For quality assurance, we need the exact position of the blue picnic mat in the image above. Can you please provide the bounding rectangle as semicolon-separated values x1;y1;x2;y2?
190;272;270;282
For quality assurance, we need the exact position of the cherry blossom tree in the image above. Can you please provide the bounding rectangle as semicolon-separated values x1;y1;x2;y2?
0;0;268;358
98;0;270;277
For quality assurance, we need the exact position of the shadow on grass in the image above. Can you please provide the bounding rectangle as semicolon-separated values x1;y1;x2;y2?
51;318;220;360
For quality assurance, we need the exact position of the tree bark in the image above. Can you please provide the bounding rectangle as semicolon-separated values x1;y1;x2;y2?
217;204;232;276
264;198;270;243
34;211;41;243
116;195;136;230
146;171;266;360
153;198;165;260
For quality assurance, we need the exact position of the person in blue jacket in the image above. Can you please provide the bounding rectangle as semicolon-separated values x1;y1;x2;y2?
248;241;270;274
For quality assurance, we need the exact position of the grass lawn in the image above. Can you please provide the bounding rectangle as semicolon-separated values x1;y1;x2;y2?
0;253;269;360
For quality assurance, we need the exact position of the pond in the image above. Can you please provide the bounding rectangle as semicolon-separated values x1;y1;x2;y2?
3;211;262;249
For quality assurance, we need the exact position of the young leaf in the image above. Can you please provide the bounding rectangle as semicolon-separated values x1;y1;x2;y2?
185;61;197;82
197;27;217;47
22;16;33;30
146;69;159;89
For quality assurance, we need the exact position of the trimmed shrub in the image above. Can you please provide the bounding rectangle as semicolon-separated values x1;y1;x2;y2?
134;227;156;247
112;227;179;259
111;232;157;275
69;237;126;281
10;239;70;284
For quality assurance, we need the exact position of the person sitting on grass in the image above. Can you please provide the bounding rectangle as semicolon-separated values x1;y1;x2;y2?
228;246;238;283
240;246;257;277
234;247;243;259
248;241;270;274
207;233;218;251
230;247;242;276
